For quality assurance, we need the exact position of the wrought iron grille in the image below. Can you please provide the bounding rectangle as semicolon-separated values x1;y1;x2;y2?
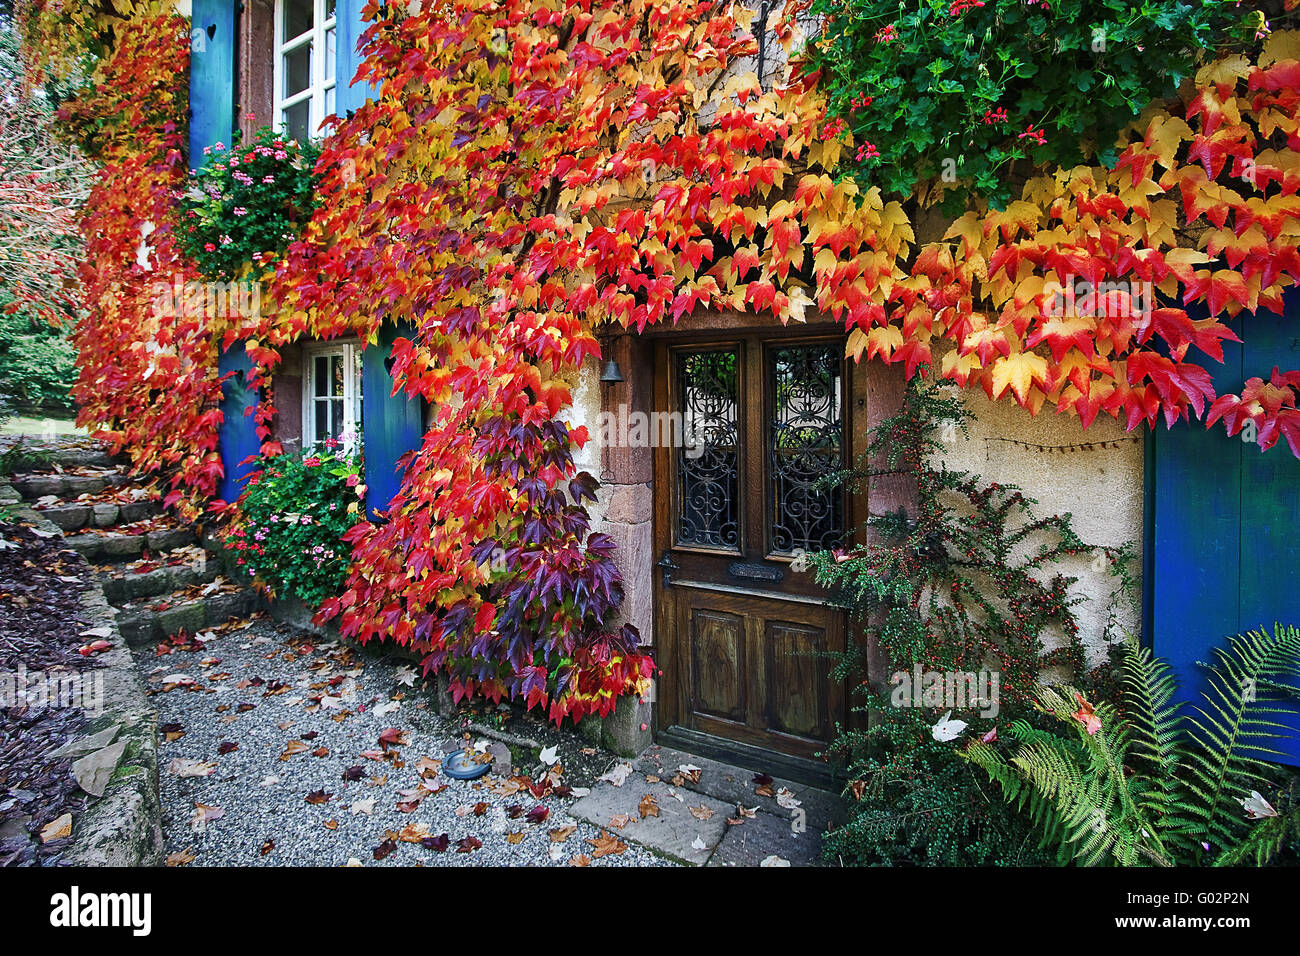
768;344;844;554
676;349;741;549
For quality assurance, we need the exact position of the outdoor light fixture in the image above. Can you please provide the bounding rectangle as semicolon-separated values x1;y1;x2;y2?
599;357;624;383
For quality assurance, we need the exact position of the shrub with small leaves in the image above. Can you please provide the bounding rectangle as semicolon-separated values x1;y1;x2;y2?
224;444;363;608
175;125;320;280
806;0;1269;210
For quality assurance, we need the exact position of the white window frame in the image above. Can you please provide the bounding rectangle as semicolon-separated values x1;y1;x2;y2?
301;341;362;453
272;0;337;142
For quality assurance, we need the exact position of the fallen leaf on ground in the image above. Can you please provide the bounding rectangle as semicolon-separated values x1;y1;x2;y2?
260;839;274;856
639;794;660;819
569;854;591;867
421;834;450;852
191;803;224;829
526;805;550;825
279;740;309;760
548;825;577;843
169;757;217;777
599;763;634;786
609;813;633;829
166;847;196;866
587;831;627;858
305;789;332;805
456;836;483;854
689;805;715;821
505;831;526;844
40;814;72;842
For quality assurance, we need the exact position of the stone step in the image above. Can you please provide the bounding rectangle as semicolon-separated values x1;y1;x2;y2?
100;556;222;606
31;498;161;533
63;525;197;563
10;470;130;501
113;579;263;648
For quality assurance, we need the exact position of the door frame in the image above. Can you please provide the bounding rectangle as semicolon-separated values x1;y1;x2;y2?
646;321;870;782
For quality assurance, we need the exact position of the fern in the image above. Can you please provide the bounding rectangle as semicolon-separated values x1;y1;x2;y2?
963;626;1300;866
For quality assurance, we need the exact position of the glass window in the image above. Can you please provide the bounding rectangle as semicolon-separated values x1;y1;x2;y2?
276;0;338;141
767;344;844;554
675;349;741;550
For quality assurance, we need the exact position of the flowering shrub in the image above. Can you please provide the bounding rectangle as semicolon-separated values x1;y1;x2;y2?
807;0;1268;208
224;444;363;607
176;124;320;280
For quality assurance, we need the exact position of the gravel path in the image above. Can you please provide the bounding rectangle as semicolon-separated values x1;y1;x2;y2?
145;615;676;867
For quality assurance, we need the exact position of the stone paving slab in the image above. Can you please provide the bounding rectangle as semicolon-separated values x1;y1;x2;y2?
707;807;816;867
635;744;843;833
569;777;734;865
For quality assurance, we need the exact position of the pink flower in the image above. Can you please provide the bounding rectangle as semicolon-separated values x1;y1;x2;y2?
874;24;898;43
346;474;360;486
1018;124;1047;147
204;242;216;252
303;456;322;467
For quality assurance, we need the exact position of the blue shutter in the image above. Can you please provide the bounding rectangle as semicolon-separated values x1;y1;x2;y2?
188;0;236;159
217;342;262;505
1148;289;1300;764
334;0;373;117
362;324;425;519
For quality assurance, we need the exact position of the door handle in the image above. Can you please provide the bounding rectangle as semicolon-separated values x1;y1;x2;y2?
657;551;679;588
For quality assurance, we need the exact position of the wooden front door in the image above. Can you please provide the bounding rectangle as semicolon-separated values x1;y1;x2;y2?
653;334;856;765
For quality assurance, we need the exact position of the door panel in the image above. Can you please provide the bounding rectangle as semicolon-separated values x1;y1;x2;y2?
767;619;832;741
655;334;854;762
688;608;746;723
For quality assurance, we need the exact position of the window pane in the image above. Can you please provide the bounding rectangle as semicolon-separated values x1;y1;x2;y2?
331;399;344;438
768;344;844;554
676;350;740;549
283;99;310;143
324;86;336;120
325;26;336;82
283;0;313;40
325;0;337;19
314;355;328;396
331;354;344;396
314;400;329;443
283;43;312;98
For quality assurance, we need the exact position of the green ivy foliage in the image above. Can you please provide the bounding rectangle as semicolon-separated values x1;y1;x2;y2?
224;445;363;608
806;0;1269;210
811;374;1134;865
175;125;320;280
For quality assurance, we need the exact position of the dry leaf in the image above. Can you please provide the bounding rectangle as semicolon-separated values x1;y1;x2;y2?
40;813;72;842
165;846;196;866
587;830;627;858
548;825;577;843
638;793;660;819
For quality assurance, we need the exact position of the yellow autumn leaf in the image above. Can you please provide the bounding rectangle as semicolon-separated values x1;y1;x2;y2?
990;351;1048;404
